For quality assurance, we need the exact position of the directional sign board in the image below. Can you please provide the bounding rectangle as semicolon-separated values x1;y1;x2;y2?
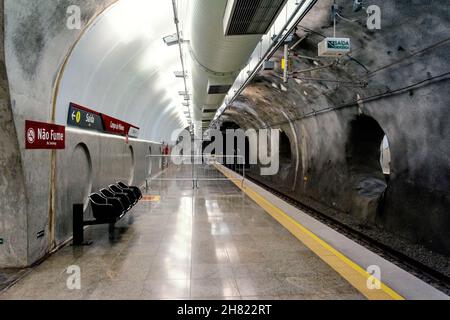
67;102;140;138
25;120;65;149
102;114;140;138
68;103;104;131
101;113;128;136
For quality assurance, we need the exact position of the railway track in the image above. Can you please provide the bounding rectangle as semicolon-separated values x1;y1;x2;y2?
238;170;450;296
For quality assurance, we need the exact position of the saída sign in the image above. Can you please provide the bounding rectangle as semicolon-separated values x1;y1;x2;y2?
67;102;140;138
68;103;103;132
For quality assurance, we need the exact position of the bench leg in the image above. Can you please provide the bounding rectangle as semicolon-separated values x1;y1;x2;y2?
109;222;115;240
73;204;84;246
73;204;93;246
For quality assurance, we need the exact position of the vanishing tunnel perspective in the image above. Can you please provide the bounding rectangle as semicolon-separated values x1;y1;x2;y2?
0;0;449;304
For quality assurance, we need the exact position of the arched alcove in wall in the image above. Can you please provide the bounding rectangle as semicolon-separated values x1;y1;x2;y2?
279;130;293;163
347;115;388;177
346;115;390;224
70;143;93;211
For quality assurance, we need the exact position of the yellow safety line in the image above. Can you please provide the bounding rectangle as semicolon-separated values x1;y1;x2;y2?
214;164;405;301
142;195;161;202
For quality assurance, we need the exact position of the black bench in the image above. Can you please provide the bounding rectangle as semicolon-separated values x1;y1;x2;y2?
101;188;132;212
73;182;143;246
110;184;138;206
117;181;143;200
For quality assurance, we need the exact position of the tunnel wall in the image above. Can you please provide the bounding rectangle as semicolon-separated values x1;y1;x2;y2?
0;0;146;268
1;0;184;267
222;0;450;255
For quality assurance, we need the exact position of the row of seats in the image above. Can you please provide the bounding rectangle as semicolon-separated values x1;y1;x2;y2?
89;182;143;222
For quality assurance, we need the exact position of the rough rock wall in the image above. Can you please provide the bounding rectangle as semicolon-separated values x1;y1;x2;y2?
222;0;450;255
0;0;28;267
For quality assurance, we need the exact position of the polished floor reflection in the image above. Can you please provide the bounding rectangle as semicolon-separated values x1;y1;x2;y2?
0;167;364;300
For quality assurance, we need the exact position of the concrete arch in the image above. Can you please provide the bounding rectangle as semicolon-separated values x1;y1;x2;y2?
54;0;188;142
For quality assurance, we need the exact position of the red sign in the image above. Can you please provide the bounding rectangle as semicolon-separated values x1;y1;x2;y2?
101;114;140;137
69;102;101;115
25;120;65;150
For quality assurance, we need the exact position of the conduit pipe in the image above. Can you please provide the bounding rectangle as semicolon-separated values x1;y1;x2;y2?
213;0;318;126
189;0;264;126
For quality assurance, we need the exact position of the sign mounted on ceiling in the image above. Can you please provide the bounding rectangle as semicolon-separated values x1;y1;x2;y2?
67;103;104;132
318;37;351;57
25;120;66;150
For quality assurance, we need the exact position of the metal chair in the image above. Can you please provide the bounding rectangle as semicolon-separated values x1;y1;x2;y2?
100;188;131;212
110;184;137;205
88;193;123;222
117;181;143;200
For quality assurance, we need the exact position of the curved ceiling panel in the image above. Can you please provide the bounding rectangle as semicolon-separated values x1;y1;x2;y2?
55;0;189;142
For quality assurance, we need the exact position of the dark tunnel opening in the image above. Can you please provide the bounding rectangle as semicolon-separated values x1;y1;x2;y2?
218;122;250;173
347;115;386;175
346;115;389;224
279;130;293;163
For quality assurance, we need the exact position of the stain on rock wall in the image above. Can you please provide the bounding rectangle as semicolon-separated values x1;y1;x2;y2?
11;0;100;79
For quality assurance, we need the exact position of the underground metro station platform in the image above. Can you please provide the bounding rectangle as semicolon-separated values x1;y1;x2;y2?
1;0;450;308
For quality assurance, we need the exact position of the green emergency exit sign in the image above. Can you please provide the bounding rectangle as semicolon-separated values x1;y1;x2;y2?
0;238;3;245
